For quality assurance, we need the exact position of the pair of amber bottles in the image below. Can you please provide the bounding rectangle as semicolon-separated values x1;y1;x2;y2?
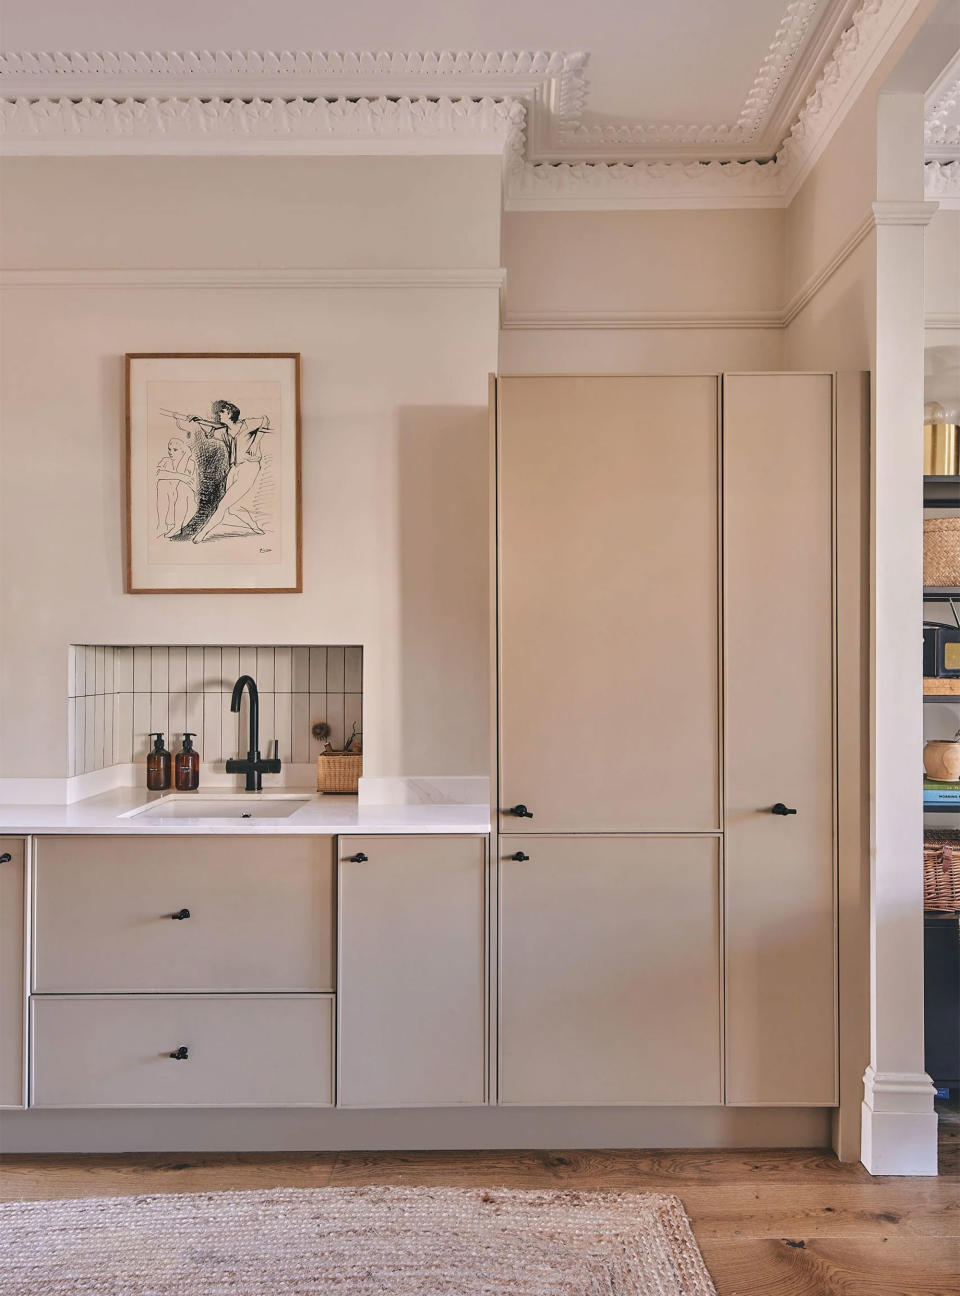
146;732;199;791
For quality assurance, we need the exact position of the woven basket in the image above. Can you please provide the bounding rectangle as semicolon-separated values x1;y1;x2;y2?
923;830;960;911
316;752;362;795
924;517;960;586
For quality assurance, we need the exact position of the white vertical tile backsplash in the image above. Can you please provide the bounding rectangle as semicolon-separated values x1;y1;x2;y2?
67;644;361;776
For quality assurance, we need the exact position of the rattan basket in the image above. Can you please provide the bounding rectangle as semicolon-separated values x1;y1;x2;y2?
316;752;362;795
924;517;960;586
923;830;960;911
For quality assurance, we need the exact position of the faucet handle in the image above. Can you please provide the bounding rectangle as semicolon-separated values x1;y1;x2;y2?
271;739;279;760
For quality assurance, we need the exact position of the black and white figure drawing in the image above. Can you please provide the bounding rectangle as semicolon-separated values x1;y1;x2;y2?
158;400;272;544
126;354;302;594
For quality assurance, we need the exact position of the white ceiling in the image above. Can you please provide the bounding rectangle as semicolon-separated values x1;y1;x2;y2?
0;0;863;160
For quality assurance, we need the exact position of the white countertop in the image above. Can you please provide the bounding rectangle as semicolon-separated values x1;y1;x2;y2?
0;787;491;836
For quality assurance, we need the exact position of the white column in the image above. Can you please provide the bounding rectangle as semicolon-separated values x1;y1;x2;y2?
864;183;940;1174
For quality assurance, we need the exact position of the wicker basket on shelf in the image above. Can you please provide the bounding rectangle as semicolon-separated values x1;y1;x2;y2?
316;752;363;795
923;830;960;910
924;517;960;586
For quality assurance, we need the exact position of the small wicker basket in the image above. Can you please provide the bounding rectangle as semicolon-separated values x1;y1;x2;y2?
924;517;960;586
316;752;363;795
923;830;960;911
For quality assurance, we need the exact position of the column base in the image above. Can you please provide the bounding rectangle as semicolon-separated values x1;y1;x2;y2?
861;1066;939;1175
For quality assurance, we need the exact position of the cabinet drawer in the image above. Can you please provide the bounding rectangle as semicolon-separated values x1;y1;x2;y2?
30;994;334;1107
33;836;335;992
0;838;26;1108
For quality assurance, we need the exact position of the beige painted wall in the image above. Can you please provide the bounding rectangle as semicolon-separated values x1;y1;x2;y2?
0;156;502;778
500;210;785;372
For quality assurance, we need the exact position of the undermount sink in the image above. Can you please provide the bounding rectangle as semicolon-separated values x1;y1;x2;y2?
122;794;312;822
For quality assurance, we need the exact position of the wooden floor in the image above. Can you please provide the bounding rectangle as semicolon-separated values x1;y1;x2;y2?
2;1107;958;1295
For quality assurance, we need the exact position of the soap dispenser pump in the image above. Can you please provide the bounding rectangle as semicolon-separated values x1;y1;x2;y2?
175;732;200;792
146;733;171;791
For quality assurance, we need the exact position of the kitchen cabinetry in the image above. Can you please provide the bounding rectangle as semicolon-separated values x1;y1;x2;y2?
29;835;336;1108
33;835;335;993
494;373;845;1110
498;836;721;1105
31;994;334;1108
723;374;837;1105
0;839;26;1108
337;835;487;1107
497;375;720;834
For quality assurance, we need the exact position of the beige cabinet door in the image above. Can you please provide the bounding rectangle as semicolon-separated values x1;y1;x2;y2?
31;994;334;1108
723;373;837;1106
497;375;720;834
498;836;721;1105
0;839;26;1107
337;836;487;1107
33;835;335;992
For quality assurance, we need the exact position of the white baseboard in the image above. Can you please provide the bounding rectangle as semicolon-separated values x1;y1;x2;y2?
860;1066;939;1175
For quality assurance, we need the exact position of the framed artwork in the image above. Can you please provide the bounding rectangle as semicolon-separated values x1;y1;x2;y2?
125;353;302;593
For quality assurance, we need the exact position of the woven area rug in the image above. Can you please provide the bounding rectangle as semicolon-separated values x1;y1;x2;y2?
0;1185;716;1295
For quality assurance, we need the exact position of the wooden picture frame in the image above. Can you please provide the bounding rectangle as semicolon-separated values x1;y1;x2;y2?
125;353;302;593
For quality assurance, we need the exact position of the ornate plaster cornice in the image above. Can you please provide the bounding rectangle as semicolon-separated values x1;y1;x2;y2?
0;94;524;155
553;0;825;157
0;0;939;208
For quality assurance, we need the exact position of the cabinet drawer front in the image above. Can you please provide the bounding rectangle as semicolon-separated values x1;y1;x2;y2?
33;836;335;992
0;839;26;1108
31;995;334;1107
498;836;721;1105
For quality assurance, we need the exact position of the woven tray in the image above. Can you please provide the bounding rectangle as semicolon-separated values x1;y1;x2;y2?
923;830;960;910
316;752;362;795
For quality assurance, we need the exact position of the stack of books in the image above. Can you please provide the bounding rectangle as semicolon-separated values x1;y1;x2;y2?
924;776;960;807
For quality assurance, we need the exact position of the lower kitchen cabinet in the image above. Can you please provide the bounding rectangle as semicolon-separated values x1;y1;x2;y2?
33;835;336;993
30;994;335;1107
498;836;721;1105
0;839;26;1107
337;835;487;1107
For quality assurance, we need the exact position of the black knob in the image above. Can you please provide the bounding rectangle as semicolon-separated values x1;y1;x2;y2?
771;803;798;816
170;908;191;920
0;853;11;864
508;804;533;819
169;1046;189;1060
348;852;368;863
510;851;530;862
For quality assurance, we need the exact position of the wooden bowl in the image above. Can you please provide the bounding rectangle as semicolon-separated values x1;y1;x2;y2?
924;739;960;782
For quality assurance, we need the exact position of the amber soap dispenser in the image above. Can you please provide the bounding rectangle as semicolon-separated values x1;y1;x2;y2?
146;733;171;791
175;732;200;791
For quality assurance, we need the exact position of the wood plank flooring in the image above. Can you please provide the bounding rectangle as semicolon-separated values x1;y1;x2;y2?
1;1114;957;1295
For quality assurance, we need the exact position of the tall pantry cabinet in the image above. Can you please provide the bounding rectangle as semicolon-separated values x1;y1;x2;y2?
493;374;852;1110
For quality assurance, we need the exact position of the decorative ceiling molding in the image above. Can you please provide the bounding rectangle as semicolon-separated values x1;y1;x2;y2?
549;0;836;159
0;0;941;208
0;94;523;156
925;160;960;208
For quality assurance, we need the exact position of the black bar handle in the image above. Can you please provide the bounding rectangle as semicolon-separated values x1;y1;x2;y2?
0;853;11;864
771;803;798;816
168;1046;189;1060
509;851;530;862
507;804;534;819
347;852;368;863
170;908;191;920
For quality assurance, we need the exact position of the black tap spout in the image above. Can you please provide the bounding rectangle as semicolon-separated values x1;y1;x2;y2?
230;674;260;761
225;674;280;792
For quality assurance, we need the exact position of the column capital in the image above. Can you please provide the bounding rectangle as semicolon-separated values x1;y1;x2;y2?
872;200;939;227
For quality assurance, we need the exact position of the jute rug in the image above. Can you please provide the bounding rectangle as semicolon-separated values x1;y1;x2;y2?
0;1186;716;1295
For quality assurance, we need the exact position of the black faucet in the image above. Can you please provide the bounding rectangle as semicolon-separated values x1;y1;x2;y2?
224;675;282;792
